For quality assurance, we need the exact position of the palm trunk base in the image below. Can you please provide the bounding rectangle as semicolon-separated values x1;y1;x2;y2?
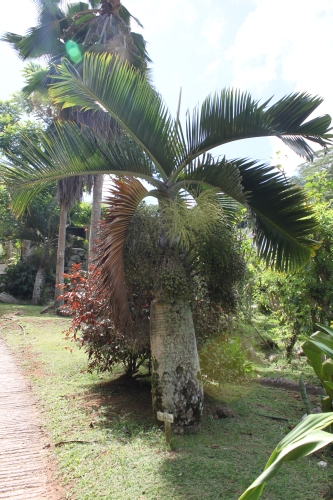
150;299;203;427
32;268;45;305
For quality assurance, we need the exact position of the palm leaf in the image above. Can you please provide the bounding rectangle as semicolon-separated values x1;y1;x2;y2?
183;89;332;165
49;53;186;178
21;67;50;96
7;228;44;243
177;157;317;272
0;122;163;215
96;176;148;339
238;160;318;271
2;21;64;60
174;154;246;204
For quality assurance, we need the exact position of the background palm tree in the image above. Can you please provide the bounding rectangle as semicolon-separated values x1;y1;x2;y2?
3;0;151;305
1;53;332;426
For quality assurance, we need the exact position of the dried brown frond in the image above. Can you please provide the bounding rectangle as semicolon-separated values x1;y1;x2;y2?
95;176;147;342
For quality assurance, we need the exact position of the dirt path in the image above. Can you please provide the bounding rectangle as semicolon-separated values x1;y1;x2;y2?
0;337;61;500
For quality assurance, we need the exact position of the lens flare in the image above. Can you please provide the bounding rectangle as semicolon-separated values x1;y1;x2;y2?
65;41;83;64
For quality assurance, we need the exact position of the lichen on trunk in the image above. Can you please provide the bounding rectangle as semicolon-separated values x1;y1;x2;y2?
150;298;203;427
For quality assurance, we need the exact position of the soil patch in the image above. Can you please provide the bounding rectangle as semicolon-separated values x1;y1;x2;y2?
257;377;323;394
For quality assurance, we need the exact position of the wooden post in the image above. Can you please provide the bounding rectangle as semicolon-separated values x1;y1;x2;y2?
156;412;174;444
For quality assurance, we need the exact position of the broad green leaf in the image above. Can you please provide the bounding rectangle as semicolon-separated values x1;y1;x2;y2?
317;324;333;338
239;414;333;500
323;381;333;398
304;332;333;360
277;413;333;450
302;340;323;379
323;381;333;391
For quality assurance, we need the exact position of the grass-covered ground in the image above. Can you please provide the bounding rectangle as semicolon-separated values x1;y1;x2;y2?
0;303;332;500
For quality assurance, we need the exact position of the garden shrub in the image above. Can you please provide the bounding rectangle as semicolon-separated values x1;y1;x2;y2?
61;264;150;375
4;259;37;298
199;337;253;385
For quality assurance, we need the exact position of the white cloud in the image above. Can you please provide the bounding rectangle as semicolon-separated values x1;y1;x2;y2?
228;0;333;171
201;18;226;48
198;59;222;84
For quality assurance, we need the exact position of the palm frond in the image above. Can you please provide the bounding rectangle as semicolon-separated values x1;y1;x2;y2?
3;22;64;60
175;154;246;205
49;53;186;178
177;156;318;271
22;67;50;96
237;160;318;272
160;189;226;252
96;176;148;338
184;89;332;165
8;228;44;243
0;122;163;215
66;3;90;15
119;5;143;29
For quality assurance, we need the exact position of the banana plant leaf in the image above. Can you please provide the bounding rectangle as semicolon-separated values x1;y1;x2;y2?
238;413;333;500
303;331;333;360
302;340;324;379
317;324;333;338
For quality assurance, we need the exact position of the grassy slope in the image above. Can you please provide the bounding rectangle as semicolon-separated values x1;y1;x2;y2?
0;303;332;500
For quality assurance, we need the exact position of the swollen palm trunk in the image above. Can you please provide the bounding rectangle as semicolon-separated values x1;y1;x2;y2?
150;298;203;427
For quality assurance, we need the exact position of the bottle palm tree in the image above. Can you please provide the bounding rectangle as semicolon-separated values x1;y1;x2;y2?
1;53;332;426
3;0;150;306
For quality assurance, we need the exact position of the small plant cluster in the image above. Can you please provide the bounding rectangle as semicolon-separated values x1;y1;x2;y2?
3;259;37;298
61;263;150;375
199;336;253;385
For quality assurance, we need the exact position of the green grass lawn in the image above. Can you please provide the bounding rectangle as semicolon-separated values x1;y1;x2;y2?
0;303;332;500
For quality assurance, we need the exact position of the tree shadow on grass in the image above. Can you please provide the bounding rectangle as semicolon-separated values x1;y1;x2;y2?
77;373;157;437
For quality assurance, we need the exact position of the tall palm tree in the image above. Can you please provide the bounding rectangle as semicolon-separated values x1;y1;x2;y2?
1;53;332;426
3;0;151;303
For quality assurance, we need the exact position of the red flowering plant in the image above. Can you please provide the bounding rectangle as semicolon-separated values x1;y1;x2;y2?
60;263;150;375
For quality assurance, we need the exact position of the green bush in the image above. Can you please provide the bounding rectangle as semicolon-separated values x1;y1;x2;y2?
199;337;253;384
4;260;37;298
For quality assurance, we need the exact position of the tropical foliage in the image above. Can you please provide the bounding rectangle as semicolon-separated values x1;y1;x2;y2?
2;0;151;306
199;337;253;385
239;413;333;500
2;0;150;94
240;156;333;355
3;259;38;299
1;51;332;424
302;324;333;413
61;263;150;375
0;96;45;156
61;199;247;377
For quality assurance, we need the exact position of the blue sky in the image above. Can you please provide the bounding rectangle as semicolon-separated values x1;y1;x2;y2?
1;0;333;174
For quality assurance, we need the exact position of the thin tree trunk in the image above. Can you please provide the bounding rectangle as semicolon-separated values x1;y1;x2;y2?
55;203;68;309
32;267;45;305
89;174;104;260
150;298;203;427
21;240;32;262
5;241;12;259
